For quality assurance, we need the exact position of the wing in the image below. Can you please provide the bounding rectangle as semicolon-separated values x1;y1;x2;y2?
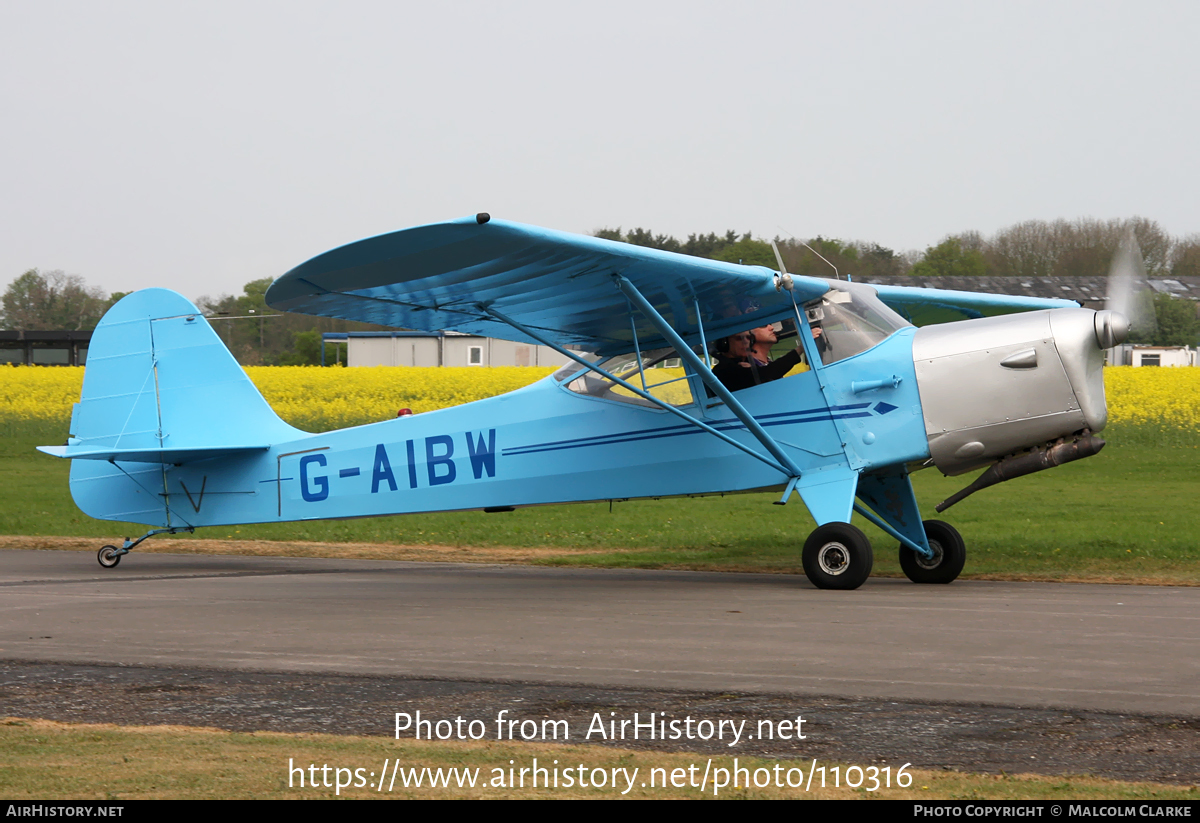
871;284;1079;326
266;215;831;355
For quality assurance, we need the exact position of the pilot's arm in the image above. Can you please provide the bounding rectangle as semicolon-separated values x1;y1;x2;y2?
756;347;802;382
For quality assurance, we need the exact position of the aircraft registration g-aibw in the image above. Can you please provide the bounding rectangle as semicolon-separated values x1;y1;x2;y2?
40;214;1130;589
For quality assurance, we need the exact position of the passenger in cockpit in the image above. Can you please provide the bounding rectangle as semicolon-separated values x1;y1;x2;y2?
711;325;803;393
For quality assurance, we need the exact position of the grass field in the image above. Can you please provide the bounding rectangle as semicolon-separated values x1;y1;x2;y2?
2;718;1194;800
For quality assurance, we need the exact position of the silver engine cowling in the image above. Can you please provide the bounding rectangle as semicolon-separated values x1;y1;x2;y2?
912;308;1122;476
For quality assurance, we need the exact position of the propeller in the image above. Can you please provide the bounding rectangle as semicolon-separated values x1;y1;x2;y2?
1099;230;1155;347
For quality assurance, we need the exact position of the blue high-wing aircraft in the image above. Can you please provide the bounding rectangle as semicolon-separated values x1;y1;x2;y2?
40;215;1130;589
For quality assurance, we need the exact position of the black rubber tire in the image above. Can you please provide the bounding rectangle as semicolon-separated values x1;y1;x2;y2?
899;520;966;584
802;522;873;590
97;545;121;569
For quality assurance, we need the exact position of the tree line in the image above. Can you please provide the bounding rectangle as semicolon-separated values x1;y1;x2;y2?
1;269;126;332
597;216;1200;280
596;227;911;281
0;270;384;365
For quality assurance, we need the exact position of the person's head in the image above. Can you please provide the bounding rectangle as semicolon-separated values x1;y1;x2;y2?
722;331;753;358
750;325;778;347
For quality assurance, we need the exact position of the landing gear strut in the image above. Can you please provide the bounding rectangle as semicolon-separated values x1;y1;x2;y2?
802;522;873;590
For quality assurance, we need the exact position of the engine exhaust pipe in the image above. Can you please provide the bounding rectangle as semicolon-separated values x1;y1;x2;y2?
935;433;1106;512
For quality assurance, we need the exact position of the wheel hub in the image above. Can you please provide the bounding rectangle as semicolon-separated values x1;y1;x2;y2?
914;540;944;570
817;542;850;576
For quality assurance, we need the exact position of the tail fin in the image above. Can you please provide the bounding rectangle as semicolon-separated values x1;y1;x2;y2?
40;288;300;463
40;289;303;526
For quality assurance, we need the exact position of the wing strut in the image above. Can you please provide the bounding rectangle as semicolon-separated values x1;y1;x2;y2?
613;276;803;480
481;306;793;476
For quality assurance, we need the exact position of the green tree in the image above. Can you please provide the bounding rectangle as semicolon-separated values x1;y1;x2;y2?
1170;235;1200;278
1147;294;1200;347
103;291;132;313
773;236;893;280
199;278;389;366
1;269;107;330
681;231;741;258
857;243;904;278
780;237;858;278
981;217;1172;278
623;228;682;252
911;238;988;277
199;278;280;364
278;330;325;366
711;237;776;267
594;228;747;261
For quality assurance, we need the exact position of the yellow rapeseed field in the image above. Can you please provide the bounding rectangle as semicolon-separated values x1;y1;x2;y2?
2;363;1197;441
0;364;555;433
0;363;83;426
1103;366;1200;437
244;366;556;431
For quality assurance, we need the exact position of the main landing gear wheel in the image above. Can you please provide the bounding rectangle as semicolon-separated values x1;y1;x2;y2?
97;545;121;569
899;520;966;584
802;522;873;590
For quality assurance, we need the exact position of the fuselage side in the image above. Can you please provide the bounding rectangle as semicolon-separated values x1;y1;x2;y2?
68;329;931;528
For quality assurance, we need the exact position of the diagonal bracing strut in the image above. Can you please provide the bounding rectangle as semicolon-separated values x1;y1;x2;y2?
613;276;803;480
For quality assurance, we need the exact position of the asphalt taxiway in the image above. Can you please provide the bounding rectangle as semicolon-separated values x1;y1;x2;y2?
2;549;1196;717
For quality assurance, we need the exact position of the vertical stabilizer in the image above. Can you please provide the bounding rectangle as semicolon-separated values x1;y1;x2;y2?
68;288;300;454
44;289;303;525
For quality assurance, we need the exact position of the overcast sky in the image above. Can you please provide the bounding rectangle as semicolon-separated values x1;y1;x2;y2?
2;0;1197;301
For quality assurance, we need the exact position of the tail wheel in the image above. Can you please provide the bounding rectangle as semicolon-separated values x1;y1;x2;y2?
899;520;966;584
802;523;873;590
97;546;121;569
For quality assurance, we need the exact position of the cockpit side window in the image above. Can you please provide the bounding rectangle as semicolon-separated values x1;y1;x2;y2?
552;353;600;383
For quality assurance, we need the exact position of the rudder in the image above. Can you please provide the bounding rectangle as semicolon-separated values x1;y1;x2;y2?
46;289;302;525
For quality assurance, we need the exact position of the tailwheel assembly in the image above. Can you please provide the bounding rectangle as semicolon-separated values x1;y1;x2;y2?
94;526;195;569
97;545;122;568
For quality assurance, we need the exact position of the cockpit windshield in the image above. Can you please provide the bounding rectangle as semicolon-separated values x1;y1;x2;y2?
806;282;912;366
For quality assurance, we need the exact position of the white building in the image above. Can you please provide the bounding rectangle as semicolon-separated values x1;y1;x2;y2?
1109;345;1197;367
322;331;570;368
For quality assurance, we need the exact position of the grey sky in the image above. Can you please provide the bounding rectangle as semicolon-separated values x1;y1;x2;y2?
2;0;1197;302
